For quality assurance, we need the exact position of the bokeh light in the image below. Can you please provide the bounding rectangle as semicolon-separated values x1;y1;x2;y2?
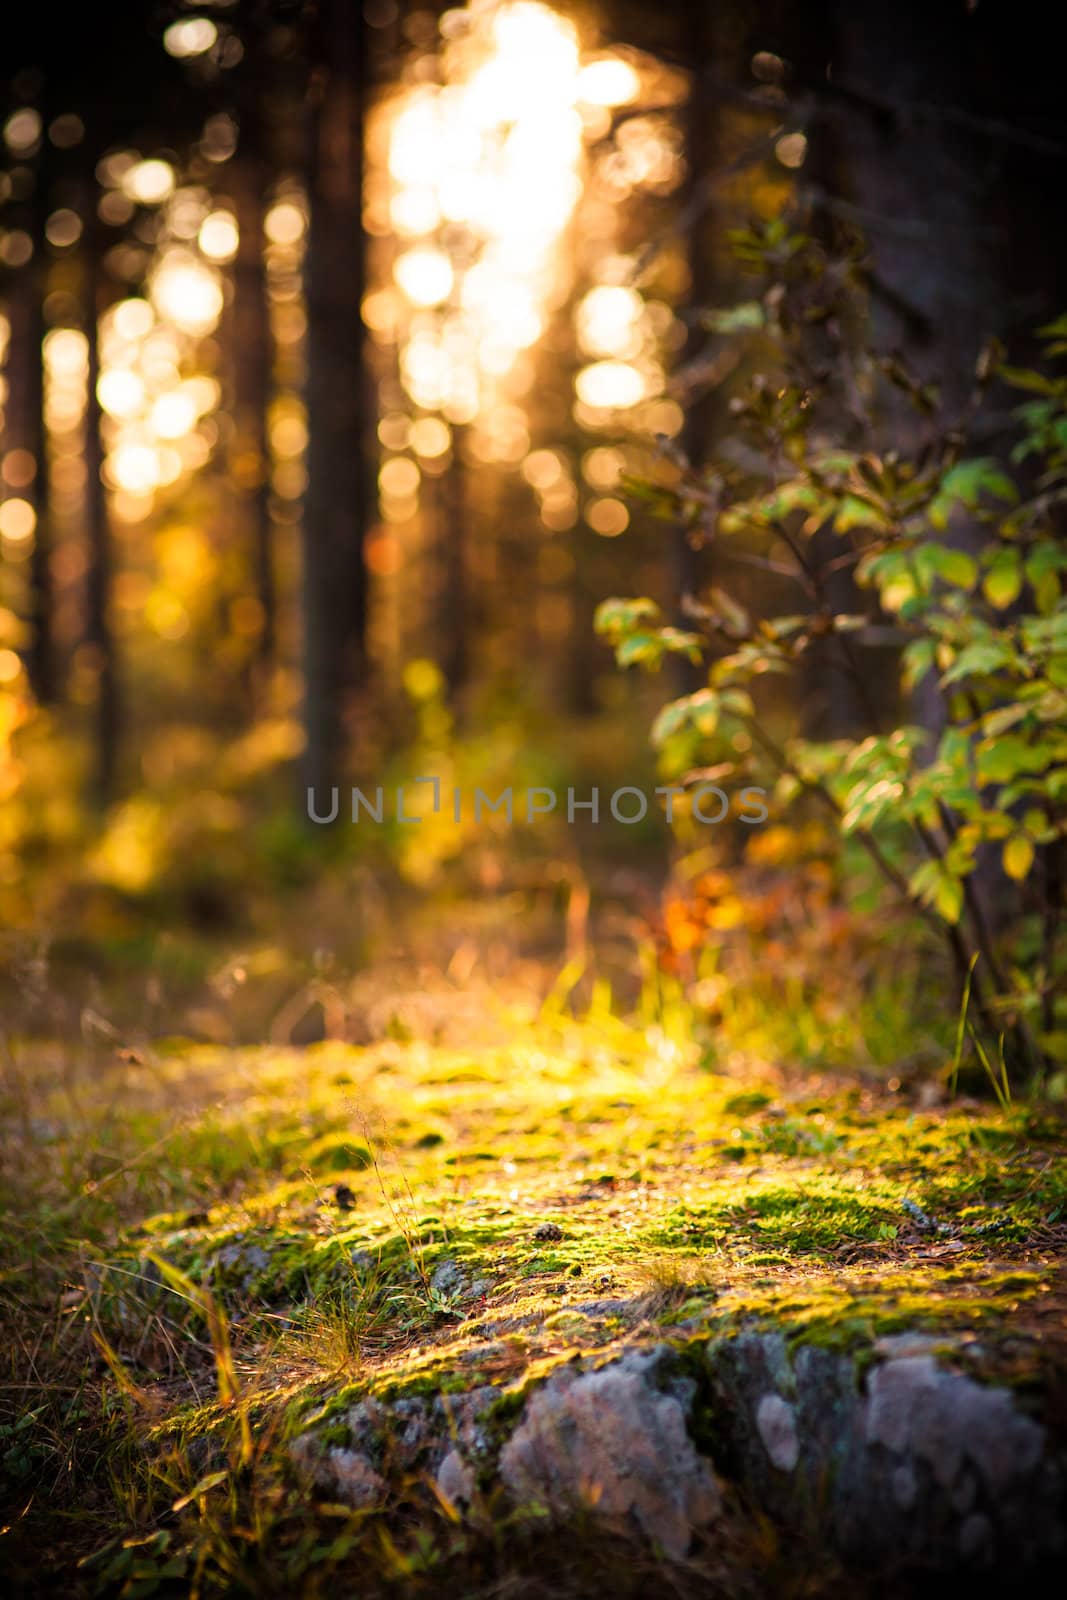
163;17;219;58
3;109;41;153
577;58;641;107
368;0;688;542
122;159;177;205
198;211;240;262
149;254;224;336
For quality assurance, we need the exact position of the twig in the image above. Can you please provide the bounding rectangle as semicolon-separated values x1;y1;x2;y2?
628;124;800;285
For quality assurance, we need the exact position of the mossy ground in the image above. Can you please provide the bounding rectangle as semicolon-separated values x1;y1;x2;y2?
3;996;1067;1595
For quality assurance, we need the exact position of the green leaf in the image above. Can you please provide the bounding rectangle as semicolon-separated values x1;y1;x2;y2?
976;735;1050;785
763;615;808;639
1037;1030;1067;1064
701;302;765;334
934;872;964;926
940;640;1014;685
902;638;936;692
1002;835;1035;881
909;860;964;924
1024;542;1067;579
594;596;660;638
707;586;751;637
757;481;822;522
719;688;755;717
930;459;1018;526
998;365;1061;396
172;1471;230;1513
617;631;663;668
881;573;917;613
982;702;1029;737
923;544;978;590
982;551;1022;609
651;689;721;746
1033;570;1061;615
658;627;704;662
834;495;889;533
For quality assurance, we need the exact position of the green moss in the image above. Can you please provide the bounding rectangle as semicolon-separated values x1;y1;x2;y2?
29;1020;1058;1582
695;1262;1053;1359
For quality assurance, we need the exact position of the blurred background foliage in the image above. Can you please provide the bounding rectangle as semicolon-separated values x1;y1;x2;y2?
2;0;1066;1080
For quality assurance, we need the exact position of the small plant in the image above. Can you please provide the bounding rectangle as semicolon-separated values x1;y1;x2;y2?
597;219;1067;1083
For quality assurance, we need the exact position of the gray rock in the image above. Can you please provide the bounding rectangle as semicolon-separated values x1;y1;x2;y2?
324;1448;386;1508
892;1465;918;1510
343;1394;432;1471
429;1258;489;1302
865;1355;1044;1498
430;1259;465;1296
706;1328;1063;1574
498;1348;721;1559
286;1320;1064;1578
756;1393;799;1472
208;1239;273;1292
289;1434;385;1509
436;1448;475;1507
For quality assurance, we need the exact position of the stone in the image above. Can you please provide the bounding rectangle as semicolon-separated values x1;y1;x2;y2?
755;1393;799;1472
289;1435;385;1509
436;1449;475;1507
324;1448;386;1508
891;1465;917;1510
498;1348;721;1560
864;1355;1045;1498
706;1324;1061;1575
430;1259;466;1297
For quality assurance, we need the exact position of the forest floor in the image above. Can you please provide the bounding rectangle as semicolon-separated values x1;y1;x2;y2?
3;983;1067;1596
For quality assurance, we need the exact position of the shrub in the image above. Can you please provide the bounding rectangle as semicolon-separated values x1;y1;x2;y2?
597;220;1067;1082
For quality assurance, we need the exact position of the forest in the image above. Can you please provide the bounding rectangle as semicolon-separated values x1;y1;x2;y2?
2;2;1067;1595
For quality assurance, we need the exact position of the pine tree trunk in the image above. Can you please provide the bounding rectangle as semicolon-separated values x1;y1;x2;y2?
83;241;117;803
301;0;368;810
18;172;55;705
233;131;275;671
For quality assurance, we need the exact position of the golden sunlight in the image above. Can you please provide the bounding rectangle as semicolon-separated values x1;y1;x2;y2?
369;0;687;539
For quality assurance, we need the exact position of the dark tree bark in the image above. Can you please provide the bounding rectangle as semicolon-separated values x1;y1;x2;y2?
301;0;369;809
565;547;600;717
796;1;1067;414
233;139;276;670
673;1;720;695
440;428;468;701
82;237;117;804
781;0;1067;740
788;0;1067;991
18;169;55;705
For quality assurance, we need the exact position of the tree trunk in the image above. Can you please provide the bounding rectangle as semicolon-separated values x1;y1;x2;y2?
674;1;720;695
17;172;55;705
233;129;276;672
440;430;467;702
83;242;117;804
301;0;368;810
792;0;1067;1042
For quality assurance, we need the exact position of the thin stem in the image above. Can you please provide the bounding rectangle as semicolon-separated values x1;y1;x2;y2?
832;627;1040;1074
743;714;1004;1044
1042;826;1063;1041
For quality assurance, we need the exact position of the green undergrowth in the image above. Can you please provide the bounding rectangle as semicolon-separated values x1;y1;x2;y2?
2;1015;1067;1593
